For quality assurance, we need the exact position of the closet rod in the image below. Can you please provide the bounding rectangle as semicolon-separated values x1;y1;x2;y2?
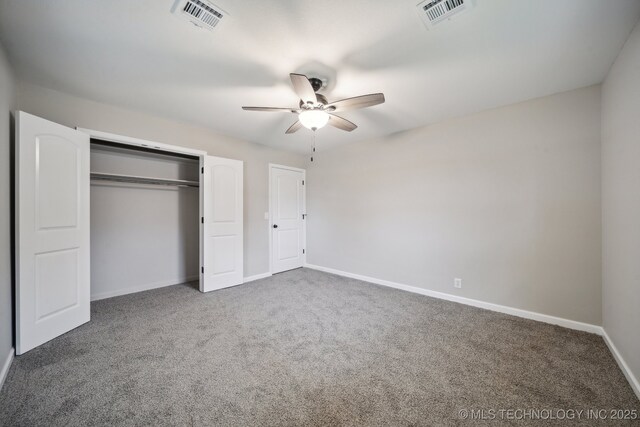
90;172;199;188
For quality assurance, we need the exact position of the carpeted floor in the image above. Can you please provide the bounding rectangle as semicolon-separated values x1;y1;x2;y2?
0;268;637;426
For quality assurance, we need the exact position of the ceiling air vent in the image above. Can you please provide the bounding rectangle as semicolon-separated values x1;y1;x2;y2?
172;0;228;31
416;0;474;28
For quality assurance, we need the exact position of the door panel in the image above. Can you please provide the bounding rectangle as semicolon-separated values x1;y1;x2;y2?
271;166;305;274
201;156;243;292
36;136;79;229
277;177;299;219
211;235;236;274
211;165;237;222
35;249;79;321
278;229;300;260
16;111;90;354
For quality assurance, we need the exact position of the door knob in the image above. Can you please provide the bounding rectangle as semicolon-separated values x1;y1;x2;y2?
273;224;278;228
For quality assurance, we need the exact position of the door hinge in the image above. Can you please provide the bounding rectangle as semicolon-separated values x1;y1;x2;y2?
201;267;204;274
303;249;305;254
302;180;305;185
201;217;204;223
201;167;204;174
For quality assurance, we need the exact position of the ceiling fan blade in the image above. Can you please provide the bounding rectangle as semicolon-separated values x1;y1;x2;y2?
325;93;385;112
242;106;298;113
290;73;317;105
328;114;358;132
285;120;304;134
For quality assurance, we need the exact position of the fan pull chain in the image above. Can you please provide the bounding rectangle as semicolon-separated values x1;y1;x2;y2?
311;131;316;162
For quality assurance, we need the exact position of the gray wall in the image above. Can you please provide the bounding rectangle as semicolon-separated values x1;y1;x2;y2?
90;145;199;299
307;85;602;325
16;82;307;279
602;19;640;388
0;43;15;374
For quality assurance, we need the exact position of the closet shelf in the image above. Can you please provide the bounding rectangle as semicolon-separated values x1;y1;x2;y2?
90;172;199;188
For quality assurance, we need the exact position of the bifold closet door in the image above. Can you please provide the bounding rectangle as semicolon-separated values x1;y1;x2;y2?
201;155;243;292
16;111;90;355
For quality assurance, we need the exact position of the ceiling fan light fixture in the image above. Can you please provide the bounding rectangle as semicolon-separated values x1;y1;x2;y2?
241;73;384;134
299;110;329;130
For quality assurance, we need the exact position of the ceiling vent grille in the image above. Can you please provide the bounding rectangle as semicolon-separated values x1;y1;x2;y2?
416;0;474;28
172;0;228;31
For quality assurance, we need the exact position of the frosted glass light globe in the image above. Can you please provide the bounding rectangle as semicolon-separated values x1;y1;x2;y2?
299;110;330;130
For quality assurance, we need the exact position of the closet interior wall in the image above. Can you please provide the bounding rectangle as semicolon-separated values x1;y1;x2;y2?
89;139;199;300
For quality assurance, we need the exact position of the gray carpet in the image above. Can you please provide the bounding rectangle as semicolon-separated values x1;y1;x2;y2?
0;268;637;426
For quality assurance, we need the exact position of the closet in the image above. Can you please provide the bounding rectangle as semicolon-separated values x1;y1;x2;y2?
89;140;200;301
15;111;244;355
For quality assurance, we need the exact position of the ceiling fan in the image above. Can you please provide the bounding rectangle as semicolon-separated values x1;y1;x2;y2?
242;73;385;134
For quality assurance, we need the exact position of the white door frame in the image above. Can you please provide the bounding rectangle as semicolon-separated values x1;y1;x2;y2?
268;163;306;274
76;128;207;158
76;128;209;292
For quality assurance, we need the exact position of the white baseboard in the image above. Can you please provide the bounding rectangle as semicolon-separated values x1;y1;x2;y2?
602;329;640;400
91;275;200;301
244;272;272;283
0;347;14;392
304;264;603;335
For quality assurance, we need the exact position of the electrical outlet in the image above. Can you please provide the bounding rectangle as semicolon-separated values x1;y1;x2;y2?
454;278;462;289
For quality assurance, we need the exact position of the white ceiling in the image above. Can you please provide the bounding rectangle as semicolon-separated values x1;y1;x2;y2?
0;0;639;153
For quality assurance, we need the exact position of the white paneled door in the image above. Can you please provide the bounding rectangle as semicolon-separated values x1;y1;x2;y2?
270;165;305;274
16;111;90;355
201;155;244;292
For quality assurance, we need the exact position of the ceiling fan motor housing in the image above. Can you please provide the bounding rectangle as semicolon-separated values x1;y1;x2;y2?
308;77;324;92
300;93;328;108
